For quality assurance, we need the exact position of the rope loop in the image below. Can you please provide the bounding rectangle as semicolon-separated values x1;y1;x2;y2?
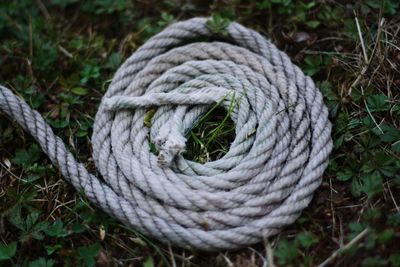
0;17;332;250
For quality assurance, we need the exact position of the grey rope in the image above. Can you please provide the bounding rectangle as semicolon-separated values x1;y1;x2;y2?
0;17;332;250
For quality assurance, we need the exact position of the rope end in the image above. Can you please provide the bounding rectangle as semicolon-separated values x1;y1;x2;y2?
156;134;186;167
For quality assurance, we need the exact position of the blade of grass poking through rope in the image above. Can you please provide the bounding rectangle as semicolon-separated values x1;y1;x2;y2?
187;91;233;132
186;91;236;163
204;92;237;148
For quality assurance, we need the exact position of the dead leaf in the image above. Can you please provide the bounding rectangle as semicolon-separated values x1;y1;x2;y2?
283;31;317;45
99;225;106;241
292;31;312;43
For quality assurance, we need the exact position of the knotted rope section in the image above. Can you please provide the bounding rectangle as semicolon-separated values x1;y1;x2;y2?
0;17;332;250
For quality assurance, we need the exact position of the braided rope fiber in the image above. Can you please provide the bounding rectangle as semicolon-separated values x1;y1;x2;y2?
0;17;332;250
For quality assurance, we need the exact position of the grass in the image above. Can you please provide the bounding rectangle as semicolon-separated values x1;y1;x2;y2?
0;0;399;266
185;93;236;163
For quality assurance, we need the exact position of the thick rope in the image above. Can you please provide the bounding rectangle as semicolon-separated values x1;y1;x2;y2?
0;17;332;250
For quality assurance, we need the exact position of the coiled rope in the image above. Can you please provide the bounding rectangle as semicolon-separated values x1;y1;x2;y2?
0;17;332;250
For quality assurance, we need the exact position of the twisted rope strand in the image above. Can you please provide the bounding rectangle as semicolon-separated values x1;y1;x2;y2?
0;17;332;250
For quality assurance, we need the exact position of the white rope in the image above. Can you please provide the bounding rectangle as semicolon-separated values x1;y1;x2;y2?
0;17;332;250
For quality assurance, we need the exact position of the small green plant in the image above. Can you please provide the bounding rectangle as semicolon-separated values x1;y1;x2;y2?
206;14;231;36
0;242;17;261
274;232;319;265
28;257;56;267
76;243;101;267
